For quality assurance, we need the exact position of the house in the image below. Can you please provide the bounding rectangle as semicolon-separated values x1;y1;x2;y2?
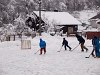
33;11;82;36
89;13;100;28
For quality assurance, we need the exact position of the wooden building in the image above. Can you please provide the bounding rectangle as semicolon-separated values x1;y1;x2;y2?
34;11;82;36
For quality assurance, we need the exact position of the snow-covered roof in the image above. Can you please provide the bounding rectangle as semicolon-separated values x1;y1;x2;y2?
33;11;82;25
78;10;97;24
96;19;100;24
90;13;100;19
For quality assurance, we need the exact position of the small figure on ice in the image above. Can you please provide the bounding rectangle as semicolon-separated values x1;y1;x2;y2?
39;38;46;55
62;38;72;51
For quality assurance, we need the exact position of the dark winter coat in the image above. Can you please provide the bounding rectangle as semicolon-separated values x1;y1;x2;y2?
62;39;68;46
75;34;85;44
39;39;46;48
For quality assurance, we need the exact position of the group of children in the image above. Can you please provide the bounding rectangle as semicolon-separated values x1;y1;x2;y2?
39;34;100;58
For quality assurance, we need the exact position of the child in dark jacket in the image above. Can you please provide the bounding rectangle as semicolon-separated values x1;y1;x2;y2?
39;38;46;55
62;38;71;50
75;34;88;52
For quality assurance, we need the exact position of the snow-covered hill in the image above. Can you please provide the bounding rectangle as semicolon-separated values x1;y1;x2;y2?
0;33;100;75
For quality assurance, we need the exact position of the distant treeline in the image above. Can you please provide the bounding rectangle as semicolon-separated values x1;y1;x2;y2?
0;0;100;26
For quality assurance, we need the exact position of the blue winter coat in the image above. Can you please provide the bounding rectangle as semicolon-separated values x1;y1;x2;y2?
93;37;100;57
39;39;46;48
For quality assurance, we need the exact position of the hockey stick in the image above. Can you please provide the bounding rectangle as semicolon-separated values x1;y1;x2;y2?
85;53;96;58
85;49;96;58
34;50;39;54
57;46;63;52
87;46;93;47
85;54;91;58
71;44;80;51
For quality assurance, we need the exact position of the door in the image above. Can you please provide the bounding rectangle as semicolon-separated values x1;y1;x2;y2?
68;27;73;34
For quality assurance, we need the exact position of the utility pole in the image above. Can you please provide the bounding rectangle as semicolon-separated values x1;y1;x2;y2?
39;0;41;36
74;0;76;11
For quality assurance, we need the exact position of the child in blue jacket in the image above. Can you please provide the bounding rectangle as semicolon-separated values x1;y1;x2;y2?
39;38;46;55
92;36;100;58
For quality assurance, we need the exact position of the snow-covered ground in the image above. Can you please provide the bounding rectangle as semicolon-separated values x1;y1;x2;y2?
0;33;100;75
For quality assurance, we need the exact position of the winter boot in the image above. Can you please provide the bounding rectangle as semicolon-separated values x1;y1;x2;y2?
91;52;96;58
81;50;84;52
86;48;88;52
69;48;72;51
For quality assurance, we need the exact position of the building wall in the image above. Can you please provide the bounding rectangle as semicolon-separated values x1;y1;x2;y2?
62;25;78;36
86;32;100;39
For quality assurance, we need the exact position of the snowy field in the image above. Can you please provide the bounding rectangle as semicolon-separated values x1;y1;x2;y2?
0;33;100;75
